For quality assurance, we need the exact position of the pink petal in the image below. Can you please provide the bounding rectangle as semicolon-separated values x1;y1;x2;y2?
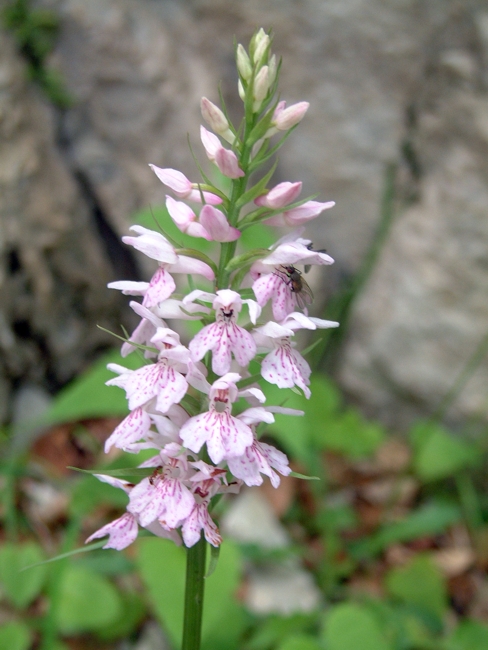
199;205;241;242
104;407;152;453
166;195;196;228
86;513;138;550
108;280;149;295
124;363;166;410
182;503;222;548
169;255;215;281
282;200;335;225
214;148;245;179
255;181;302;209
143;267;176;307
261;346;311;398
228;324;256;368
122;226;177;264
158;479;195;529
150;165;191;194
189;322;222;362
200;125;220;158
155;367;188;413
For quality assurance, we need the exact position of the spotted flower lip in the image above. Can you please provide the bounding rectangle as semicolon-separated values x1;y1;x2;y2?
184;289;260;375
179;373;256;464
227;438;291;488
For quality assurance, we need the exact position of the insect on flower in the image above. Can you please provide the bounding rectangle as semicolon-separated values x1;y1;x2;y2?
274;265;314;309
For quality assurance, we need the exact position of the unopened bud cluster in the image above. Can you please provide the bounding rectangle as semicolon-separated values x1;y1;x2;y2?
87;30;338;551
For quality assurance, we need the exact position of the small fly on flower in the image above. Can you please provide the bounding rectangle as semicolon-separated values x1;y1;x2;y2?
274;265;314;309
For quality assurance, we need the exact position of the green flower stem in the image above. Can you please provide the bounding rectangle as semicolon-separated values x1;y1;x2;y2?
181;535;207;650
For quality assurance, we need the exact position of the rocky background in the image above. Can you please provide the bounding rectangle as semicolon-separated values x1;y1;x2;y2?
1;0;487;430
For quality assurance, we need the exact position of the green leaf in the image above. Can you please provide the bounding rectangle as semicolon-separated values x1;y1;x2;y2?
136;538;245;650
322;603;392;650
289;472;320;481
386;554;447;621
448;620;488;650
277;634;323;650
225;248;269;273
206;544;220;577
315;407;386;458
43;349;142;424
351;502;461;558
0;542;47;608
411;423;479;481
246;614;317;650
55;565;123;634
67;466;154;479
20;541;105;571
96;590;146;641
0;622;32;650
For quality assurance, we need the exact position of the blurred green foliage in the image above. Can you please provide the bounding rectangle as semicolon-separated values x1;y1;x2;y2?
2;0;72;107
1;329;488;649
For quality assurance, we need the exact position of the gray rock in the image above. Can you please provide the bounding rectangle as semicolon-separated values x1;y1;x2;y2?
0;31;129;422
339;7;488;427
3;0;486;427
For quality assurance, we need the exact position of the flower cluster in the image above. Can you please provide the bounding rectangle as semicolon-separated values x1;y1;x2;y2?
87;29;338;551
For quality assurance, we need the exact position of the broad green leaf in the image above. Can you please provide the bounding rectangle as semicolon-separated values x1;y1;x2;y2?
449;620;488;650
386;554;447;621
316;408;385;458
322;603;392;650
44;350;142;424
136;538;185;645
277;634;323;650
0;622;32;650
96;590;146;641
412;424;479;481
247;614;317;650
136;538;245;650
351;502;461;558
0;542;47;608
55;565;123;633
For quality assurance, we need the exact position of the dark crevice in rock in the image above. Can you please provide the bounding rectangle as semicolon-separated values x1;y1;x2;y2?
71;169;142;283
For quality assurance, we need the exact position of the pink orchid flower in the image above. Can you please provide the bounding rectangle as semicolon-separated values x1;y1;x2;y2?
184;289;259;375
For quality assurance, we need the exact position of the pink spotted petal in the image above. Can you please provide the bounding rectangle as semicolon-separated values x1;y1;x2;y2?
86;512;138;550
155;368;188;413
104;407;152;453
157;478;195;529
142;267;176;307
210;329;233;376
182;503;222;548
228;324;256;368
189;322;222;362
252;272;279;307
124;363;166;410
261;346;311;398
